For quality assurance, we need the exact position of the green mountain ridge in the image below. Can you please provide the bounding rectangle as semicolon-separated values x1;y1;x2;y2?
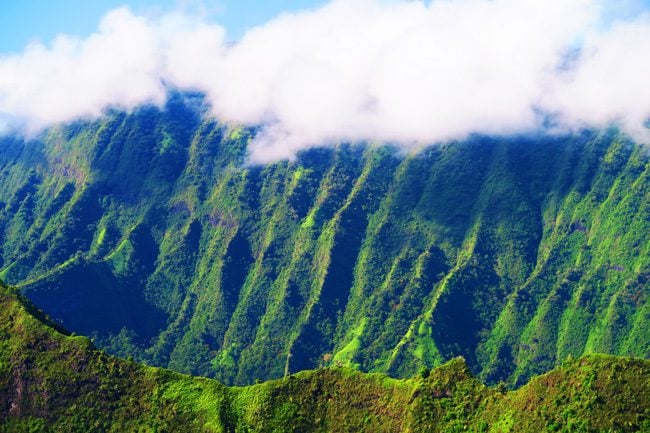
0;96;647;387
1;280;649;432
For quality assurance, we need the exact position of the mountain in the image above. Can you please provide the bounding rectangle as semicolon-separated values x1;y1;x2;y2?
0;94;647;387
1;280;648;432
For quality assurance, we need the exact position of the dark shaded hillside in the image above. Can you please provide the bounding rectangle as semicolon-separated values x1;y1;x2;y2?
1;281;648;432
0;96;647;386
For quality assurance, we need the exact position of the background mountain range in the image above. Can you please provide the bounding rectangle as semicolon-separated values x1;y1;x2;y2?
0;94;647;387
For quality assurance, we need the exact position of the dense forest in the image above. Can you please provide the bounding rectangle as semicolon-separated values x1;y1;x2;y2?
2;281;648;432
0;94;647;387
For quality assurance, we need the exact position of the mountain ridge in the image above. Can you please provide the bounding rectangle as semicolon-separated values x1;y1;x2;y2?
1;279;649;432
0;96;647;386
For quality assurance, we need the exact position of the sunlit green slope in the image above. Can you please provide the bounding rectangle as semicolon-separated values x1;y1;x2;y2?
0;95;647;386
1;281;648;432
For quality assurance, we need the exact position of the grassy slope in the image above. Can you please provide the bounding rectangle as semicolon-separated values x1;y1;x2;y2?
1;281;648;432
0;98;647;386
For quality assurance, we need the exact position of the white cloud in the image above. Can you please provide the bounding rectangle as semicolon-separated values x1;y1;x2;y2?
544;13;650;141
0;0;649;162
0;8;167;133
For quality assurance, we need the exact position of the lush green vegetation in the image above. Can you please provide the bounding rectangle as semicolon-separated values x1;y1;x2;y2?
0;95;647;388
1;281;648;432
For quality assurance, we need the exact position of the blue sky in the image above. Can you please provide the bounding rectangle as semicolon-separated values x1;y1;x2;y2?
2;0;650;54
0;0;327;54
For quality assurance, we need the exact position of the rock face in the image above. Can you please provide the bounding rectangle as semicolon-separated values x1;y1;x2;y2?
0;96;647;385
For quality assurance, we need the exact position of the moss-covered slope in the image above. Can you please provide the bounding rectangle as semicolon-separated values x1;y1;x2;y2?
0;96;647;386
1;281;648;432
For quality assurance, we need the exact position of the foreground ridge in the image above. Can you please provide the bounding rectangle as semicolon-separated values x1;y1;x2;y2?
1;281;648;432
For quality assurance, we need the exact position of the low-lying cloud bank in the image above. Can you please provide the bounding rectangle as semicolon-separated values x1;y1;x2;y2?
1;0;649;163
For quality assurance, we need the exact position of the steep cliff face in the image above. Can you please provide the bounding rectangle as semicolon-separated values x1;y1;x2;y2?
0;96;647;385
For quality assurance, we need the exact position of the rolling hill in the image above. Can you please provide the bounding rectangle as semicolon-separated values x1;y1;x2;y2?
1;280;648;432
